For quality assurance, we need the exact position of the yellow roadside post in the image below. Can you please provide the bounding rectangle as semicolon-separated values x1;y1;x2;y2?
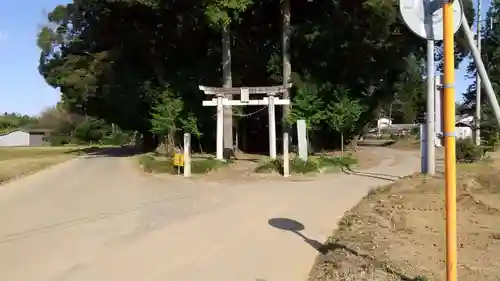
443;1;457;280
173;152;184;175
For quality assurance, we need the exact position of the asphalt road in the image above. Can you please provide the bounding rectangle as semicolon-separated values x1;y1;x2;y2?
0;147;420;281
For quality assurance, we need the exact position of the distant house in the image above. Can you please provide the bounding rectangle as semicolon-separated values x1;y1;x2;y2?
377;117;392;129
0;128;52;147
455;114;473;139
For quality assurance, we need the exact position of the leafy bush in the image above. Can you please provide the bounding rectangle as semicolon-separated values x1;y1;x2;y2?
139;154;175;173
47;135;72;146
255;155;357;174
102;132;130;145
255;158;284;173
139;155;228;174
191;158;228;174
456;138;484;163
291;157;320;174
318;155;357;167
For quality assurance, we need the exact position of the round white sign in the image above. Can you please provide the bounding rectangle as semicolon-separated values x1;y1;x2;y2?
399;0;463;40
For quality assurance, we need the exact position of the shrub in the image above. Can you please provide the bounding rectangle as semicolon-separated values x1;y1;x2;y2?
291;157;320;174
102;132;130;145
139;154;175;173
47;135;72;146
255;158;283;173
456;138;484;163
139;155;228;174
254;155;357;174
191;158;228;174
318;155;357;167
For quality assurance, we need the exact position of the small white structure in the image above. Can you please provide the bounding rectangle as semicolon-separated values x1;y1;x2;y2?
0;129;49;147
455;114;473;139
377;117;392;129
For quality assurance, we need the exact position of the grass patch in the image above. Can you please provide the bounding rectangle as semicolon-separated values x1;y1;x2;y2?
139;154;230;175
308;156;500;281
255;154;357;174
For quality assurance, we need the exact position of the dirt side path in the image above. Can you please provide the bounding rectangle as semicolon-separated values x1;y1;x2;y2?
309;155;500;281
0;147;419;281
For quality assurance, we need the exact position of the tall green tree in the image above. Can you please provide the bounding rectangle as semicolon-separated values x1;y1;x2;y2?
150;89;184;154
36;0;474;153
325;91;364;153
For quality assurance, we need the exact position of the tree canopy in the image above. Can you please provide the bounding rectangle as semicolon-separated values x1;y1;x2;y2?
37;0;474;152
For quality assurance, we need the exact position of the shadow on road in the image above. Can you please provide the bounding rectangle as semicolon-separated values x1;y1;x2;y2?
269;218;417;281
67;146;142;158
340;167;401;182
268;218;327;254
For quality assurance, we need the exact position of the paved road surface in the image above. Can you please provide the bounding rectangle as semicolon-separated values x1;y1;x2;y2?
0;147;419;281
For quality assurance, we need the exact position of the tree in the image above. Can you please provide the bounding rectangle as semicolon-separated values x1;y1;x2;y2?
325;91;364;154
463;0;500;145
204;0;255;156
181;112;204;153
287;81;327;149
36;0;474;154
150;89;184;155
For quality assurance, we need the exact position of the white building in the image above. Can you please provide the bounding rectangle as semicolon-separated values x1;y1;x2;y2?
377;117;392;129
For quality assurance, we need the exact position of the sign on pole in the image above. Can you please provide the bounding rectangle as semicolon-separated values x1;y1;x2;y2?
399;0;463;41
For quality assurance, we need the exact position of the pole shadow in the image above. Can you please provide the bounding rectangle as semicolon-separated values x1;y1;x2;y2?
340;166;401;182
268;218;327;254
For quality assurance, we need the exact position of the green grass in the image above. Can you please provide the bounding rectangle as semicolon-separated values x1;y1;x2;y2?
0;145;115;184
255;154;358;175
0;145;113;161
139;154;230;175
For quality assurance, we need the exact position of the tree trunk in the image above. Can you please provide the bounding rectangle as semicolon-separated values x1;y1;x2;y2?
197;138;204;154
351;135;360;152
282;0;291;152
141;131;158;152
222;24;233;159
166;129;176;156
341;132;344;156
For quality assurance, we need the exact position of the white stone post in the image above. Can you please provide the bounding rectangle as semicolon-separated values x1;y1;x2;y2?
184;133;191;177
216;95;224;160
283;132;290;177
268;93;277;159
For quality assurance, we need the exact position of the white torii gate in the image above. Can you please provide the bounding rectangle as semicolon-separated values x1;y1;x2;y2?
199;84;291;160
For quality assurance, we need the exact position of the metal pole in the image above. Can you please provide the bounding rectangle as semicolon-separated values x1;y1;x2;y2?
462;14;500;128
426;39;436;175
184;133;191;177
268;94;277;159
216;95;224;160
435;75;443;147
443;3;457;281
283;132;289;177
475;0;482;145
420;123;428;173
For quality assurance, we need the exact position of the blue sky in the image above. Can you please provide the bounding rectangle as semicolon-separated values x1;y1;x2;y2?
455;0;491;101
0;0;490;115
0;0;68;116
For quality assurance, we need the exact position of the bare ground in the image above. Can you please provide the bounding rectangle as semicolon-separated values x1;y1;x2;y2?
308;157;500;281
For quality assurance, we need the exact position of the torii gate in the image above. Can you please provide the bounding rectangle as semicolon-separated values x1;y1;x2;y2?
199;84;291;160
